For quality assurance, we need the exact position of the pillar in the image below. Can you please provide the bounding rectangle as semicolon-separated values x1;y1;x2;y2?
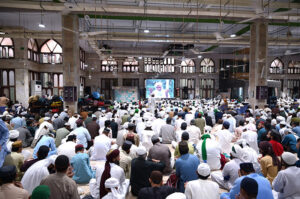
14;38;30;107
62;14;80;113
248;20;268;108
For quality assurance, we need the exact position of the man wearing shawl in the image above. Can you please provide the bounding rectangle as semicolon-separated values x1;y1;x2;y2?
90;149;129;199
21;155;57;195
196;134;222;170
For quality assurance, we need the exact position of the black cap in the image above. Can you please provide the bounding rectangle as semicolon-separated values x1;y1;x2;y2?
122;141;132;151
0;165;16;179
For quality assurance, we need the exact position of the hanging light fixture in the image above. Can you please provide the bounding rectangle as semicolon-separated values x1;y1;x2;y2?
39;10;46;28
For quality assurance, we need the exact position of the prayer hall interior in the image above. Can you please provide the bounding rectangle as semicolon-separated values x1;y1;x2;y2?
0;0;300;199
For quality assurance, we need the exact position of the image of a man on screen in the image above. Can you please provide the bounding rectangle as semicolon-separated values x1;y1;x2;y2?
150;81;169;98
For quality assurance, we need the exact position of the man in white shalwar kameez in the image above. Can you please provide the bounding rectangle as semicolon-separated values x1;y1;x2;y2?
211;144;244;190
215;121;233;155
196;134;222;171
21;155;57;195
185;163;219;199
89;149;129;199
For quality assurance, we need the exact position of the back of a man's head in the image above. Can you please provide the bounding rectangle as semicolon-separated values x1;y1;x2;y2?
240;177;258;199
37;145;50;160
239;162;255;176
149;170;163;186
0;165;16;184
55;155;69;173
181;122;187;130
179;141;189;155
67;135;76;142
166;117;172;124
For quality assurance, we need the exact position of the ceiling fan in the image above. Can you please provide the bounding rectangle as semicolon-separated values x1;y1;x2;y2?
213;32;242;42
62;27;107;38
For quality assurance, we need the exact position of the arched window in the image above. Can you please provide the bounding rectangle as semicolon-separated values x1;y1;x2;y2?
288;61;300;74
200;58;214;73
180;58;195;73
40;39;63;64
270;58;283;74
28;38;39;62
123;57;139;72
101;57;118;72
0;37;14;58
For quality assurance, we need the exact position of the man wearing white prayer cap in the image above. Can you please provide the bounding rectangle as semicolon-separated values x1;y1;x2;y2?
185;163;219;199
166;192;186;199
103;177;125;199
273;152;300;199
211;144;244;190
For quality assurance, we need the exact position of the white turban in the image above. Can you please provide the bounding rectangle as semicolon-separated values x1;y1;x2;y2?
104;177;123;199
9;130;19;139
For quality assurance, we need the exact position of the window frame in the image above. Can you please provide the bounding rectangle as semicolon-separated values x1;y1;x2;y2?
122;57;139;72
288;61;300;74
180;59;195;73
40;39;63;64
0;37;14;59
270;58;284;74
144;57;175;73
200;58;215;73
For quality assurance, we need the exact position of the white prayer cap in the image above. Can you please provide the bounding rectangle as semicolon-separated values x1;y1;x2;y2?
245;117;251;122
280;121;286;125
271;119;277;126
130;110;135;115
276;116;285;122
9;130;19;139
92;114;97;118
264;108;271;112
44;117;50;121
64;108;68;112
280;107;284;111
166;192;186;199
64;122;71;126
105;177;119;188
98;108;102;111
101;109;106;113
282;152;298;165
136;146;147;156
197;163;211;177
53;113;59;118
